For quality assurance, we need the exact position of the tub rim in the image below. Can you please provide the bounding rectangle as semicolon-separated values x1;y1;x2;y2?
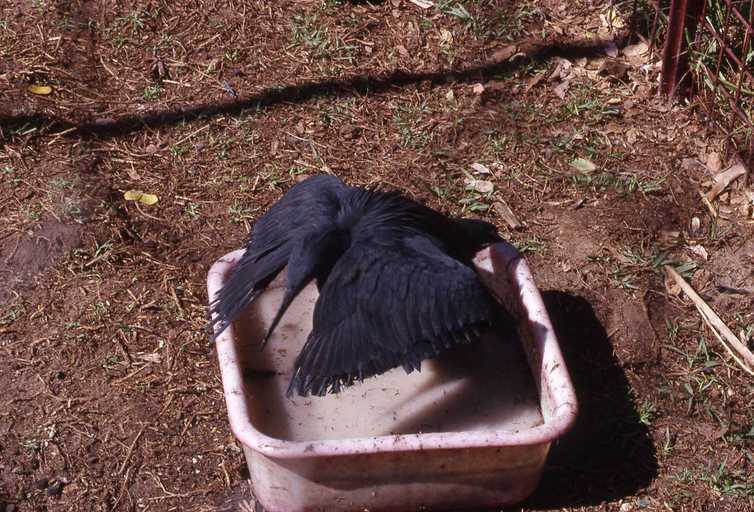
208;242;578;460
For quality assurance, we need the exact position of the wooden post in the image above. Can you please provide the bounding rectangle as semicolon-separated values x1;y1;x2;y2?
661;0;705;96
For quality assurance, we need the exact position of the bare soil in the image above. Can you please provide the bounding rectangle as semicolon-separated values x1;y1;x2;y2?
1;1;753;511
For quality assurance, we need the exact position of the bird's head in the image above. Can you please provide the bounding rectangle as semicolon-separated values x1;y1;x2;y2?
288;227;351;289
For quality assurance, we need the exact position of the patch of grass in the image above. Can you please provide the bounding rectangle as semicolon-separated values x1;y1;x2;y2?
637;399;656;426
320;99;355;126
93;301;109;318
224;48;241;62
142;85;162;101
287;11;357;73
290;12;328;52
667;336;719;371
50;177;75;190
393;99;433;149
119;11;146;33
571;171;664;196
457;193;491;213
23;203;42;222
0;304;25;326
701;462;754;497
512;236;546;254
558;91;622;124
661;426;674;456
102;354;122;370
589;244;693;293
493;1;544;41
22;438;42;454
485;132;511;155
609;266;639;290
287;166;308;179
184;202;201;220
437;1;478;30
63;199;84;222
671;468;695;484
430;185;450;199
228;201;257;224
215;139;233;160
170;144;188;158
2;166;21;187
666;319;680;344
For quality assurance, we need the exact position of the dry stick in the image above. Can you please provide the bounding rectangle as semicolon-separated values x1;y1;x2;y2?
664;265;754;376
118;426;146;475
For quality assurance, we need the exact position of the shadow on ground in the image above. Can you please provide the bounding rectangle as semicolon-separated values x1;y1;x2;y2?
2;38;612;142
524;291;658;510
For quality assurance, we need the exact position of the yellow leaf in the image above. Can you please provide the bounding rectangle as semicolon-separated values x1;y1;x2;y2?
124;190;159;205
28;84;53;95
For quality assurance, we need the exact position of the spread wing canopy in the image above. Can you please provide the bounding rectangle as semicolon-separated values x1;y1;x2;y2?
288;231;498;396
209;175;346;339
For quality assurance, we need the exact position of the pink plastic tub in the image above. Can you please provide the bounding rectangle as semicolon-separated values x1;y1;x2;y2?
207;242;577;512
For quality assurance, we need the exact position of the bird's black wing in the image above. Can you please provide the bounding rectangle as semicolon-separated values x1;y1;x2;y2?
208;175;346;339
288;232;499;396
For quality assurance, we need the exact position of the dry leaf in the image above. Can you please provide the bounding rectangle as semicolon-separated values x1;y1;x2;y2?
126;166;141;181
598;59;630;81
706;152;722;173
445;89;455;102
549;58;573;81
470;162;492;175
493;200;524;230
471;83;485;95
484;80;506;92
705;163;746;201
139;353;162;364
439;29;453;46
691;216;701;234
622;42;649;57
408;0;434;8
658;230;682;246
396;45;409;58
552;79;571;99
28;84;53;95
687;244;709;261
681;158;707;173
664;272;681;296
464;177;494;194
570;158;597;173
600;10;626;29
124;190;159;205
524;72;546;93
491;45;517;62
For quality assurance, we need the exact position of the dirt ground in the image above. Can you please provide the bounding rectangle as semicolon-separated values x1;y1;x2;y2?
1;0;753;511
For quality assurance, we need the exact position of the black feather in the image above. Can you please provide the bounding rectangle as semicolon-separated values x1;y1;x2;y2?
208;175;507;397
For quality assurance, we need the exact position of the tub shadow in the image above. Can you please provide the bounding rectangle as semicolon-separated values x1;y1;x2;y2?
523;291;658;509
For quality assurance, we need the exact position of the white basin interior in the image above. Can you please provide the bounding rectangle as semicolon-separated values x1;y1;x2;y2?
232;271;543;443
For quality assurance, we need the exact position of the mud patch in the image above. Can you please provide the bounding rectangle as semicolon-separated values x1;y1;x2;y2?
0;219;83;304
605;290;659;367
